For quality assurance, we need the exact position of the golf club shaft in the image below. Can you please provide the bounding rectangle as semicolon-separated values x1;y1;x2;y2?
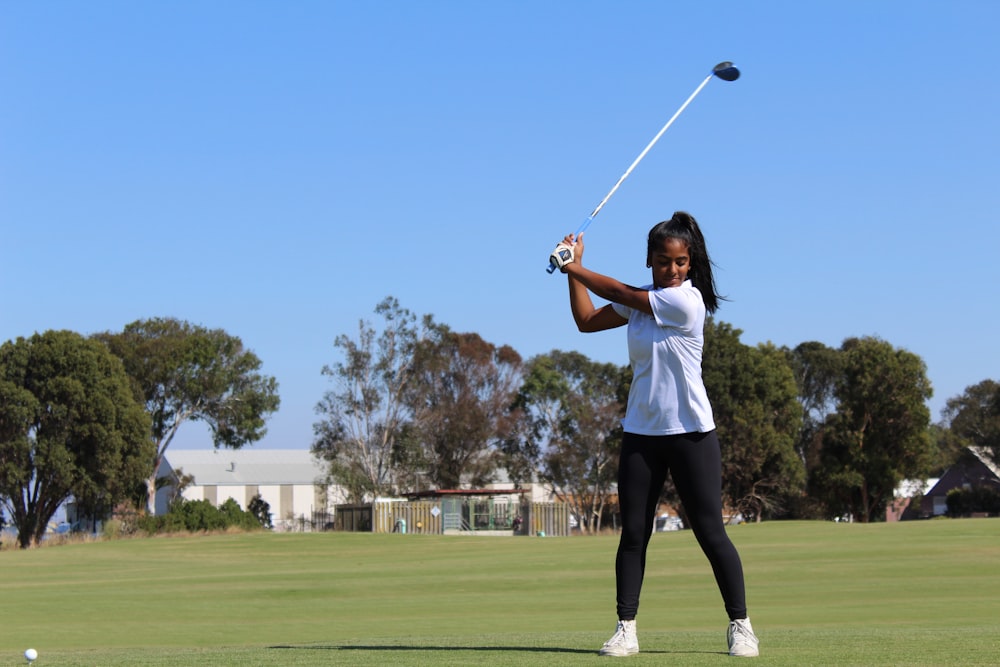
576;70;715;236
547;62;739;273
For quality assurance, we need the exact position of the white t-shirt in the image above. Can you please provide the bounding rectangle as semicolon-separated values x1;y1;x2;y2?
611;280;716;435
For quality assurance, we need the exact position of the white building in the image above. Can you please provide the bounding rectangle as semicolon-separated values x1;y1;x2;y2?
157;449;346;530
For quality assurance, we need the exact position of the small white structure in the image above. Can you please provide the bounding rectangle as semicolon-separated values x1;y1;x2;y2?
157;449;344;530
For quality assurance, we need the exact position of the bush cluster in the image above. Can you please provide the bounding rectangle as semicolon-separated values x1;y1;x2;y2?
139;497;268;534
946;486;1000;517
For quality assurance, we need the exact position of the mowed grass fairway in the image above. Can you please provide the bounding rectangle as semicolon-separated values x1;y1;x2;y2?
1;520;998;666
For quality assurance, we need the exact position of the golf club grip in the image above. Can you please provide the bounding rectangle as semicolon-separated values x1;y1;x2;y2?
546;217;593;273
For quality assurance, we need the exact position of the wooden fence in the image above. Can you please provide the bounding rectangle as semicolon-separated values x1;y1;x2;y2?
524;500;571;537
330;499;570;536
374;500;442;534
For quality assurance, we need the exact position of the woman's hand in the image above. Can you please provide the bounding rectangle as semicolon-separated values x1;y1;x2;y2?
550;233;585;273
563;233;584;267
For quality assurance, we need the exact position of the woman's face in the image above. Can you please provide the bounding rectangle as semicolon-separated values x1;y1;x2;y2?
649;237;690;288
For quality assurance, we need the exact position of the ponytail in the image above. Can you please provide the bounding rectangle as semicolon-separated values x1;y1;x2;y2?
646;211;723;313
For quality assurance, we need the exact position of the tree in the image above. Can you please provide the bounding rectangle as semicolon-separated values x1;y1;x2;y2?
0;331;154;548
927;422;969;476
312;297;424;502
702;320;805;521
94;318;280;514
780;341;845;517
248;493;273;529
405;325;524;489
513;351;627;533
785;341;843;465
940;379;1000;467
810;337;934;522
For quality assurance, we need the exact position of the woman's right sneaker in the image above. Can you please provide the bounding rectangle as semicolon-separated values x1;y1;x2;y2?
599;619;639;657
727;617;759;657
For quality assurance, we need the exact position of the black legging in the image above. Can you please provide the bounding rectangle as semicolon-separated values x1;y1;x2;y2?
615;430;747;621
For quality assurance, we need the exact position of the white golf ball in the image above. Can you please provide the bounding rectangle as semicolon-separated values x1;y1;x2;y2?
24;648;38;661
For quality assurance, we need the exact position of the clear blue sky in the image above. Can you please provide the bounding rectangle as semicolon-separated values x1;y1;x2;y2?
3;2;998;451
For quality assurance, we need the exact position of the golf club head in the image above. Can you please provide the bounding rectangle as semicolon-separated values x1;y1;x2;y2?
712;61;740;82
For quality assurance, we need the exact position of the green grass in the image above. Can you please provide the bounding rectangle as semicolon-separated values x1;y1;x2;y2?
1;520;998;665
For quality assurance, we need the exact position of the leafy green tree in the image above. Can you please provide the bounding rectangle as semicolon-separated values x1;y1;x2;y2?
503;355;563;488
702;320;805;521
94;318;280;514
927;422;968;476
810;337;934;522
940;379;1000;467
406;325;524;490
0;331;153;548
313;297;424;501
248;493;273;529
780;341;845;517
513;351;627;533
785;341;843;467
497;407;538;490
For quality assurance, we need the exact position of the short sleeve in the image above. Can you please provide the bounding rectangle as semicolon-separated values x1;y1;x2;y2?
648;283;703;332
611;302;632;319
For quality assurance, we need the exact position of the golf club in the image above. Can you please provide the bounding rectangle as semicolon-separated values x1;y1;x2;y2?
547;61;740;273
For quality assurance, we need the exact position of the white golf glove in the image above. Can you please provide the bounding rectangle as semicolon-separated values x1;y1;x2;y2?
549;242;575;272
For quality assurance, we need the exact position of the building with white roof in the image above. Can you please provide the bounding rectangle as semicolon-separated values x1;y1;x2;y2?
156;449;347;530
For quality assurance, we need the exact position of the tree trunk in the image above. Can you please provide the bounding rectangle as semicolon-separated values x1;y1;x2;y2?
860;482;871;523
145;473;158;515
18;516;39;549
19;535;36;549
146;451;165;514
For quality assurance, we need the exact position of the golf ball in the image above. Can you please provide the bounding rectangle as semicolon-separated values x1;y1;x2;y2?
24;648;38;661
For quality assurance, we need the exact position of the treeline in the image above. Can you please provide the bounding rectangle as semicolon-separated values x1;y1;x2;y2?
0;322;280;548
2;298;998;547
312;298;1000;530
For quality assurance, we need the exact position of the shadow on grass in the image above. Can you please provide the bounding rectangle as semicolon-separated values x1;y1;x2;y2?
270;645;591;654
270;644;720;656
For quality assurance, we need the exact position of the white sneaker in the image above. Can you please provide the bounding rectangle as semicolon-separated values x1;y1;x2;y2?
599;619;639;657
727;617;759;657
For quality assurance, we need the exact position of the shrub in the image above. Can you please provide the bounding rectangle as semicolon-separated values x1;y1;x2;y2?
220;498;259;531
247;494;273;529
109;502;143;537
102;519;124;539
182;500;229;531
139;498;264;535
946;486;1000;517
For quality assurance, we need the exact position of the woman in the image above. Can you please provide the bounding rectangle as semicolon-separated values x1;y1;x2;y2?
550;211;759;658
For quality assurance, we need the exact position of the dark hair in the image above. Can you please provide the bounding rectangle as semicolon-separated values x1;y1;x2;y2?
646;211;723;313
